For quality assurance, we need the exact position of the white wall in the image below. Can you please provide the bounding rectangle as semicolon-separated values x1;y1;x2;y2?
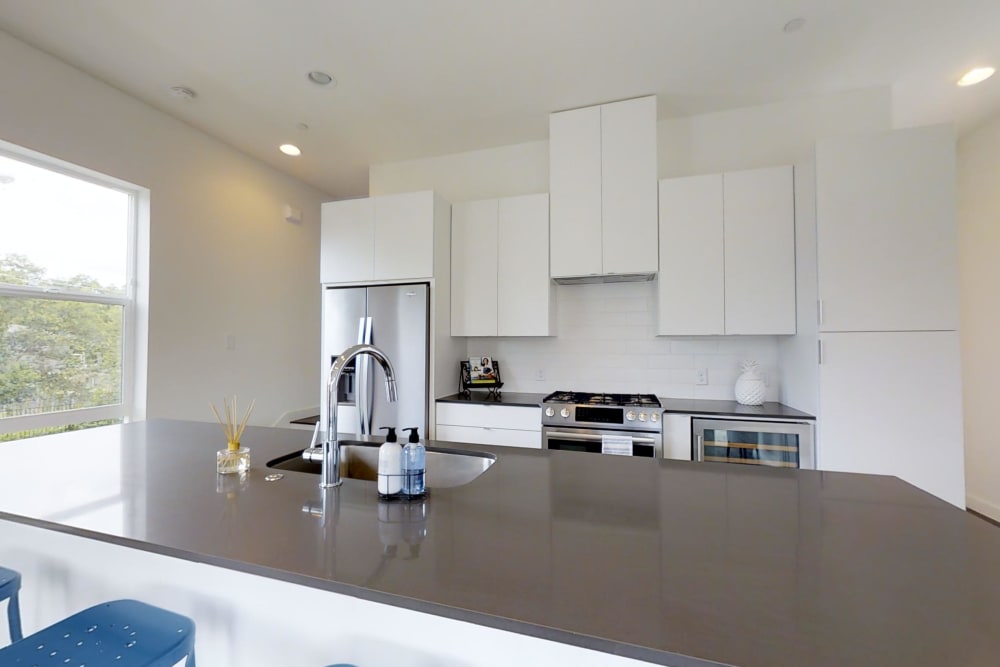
957;114;1000;521
0;30;330;426
658;86;892;177
370;139;549;202
371;88;892;403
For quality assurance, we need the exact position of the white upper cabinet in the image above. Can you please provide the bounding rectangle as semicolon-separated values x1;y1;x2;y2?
498;194;554;336
815;124;959;332
373;191;435;281
320;198;375;283
321;190;442;284
549;105;603;278
550;96;658;280
601;96;659;276
657;166;795;336
724;166;796;335
451;193;555;337
451;199;499;337
657;174;725;335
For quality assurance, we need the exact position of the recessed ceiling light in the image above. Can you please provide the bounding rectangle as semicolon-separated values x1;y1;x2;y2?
957;66;995;87
783;17;806;33
307;71;336;87
169;86;197;101
279;144;302;157
0;174;14;185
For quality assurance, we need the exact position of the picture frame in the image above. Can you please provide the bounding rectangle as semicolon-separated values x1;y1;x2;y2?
460;358;503;398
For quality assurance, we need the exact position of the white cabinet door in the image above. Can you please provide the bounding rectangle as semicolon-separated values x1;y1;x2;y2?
436;403;541;431
320;198;374;283
373;191;434;281
662;413;693;461
549;105;603;278
816;124;958;332
601;96;658;275
724;166;796;335
498;193;554;336
436;424;542;449
818;331;965;508
657;174;725;336
451;199;499;336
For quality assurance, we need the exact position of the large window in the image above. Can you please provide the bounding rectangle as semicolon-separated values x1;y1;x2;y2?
0;144;141;440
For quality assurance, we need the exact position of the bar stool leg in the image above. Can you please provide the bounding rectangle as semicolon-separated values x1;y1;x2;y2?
6;590;21;642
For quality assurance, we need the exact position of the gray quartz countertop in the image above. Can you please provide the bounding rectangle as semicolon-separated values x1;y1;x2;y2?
659;399;815;420
434;393;815;419
0;420;995;667
435;391;548;407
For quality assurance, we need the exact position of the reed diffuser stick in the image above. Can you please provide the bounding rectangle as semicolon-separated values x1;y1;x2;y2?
210;396;255;451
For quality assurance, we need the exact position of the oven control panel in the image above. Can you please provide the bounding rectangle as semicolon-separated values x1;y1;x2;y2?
542;405;662;432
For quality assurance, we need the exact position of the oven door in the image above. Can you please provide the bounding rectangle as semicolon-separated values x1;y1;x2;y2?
542;426;661;458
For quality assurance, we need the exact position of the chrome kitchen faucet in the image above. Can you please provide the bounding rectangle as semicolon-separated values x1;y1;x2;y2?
302;343;398;487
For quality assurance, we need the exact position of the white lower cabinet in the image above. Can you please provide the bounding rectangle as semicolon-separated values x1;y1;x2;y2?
818;331;965;508
661;413;693;461
435;403;542;449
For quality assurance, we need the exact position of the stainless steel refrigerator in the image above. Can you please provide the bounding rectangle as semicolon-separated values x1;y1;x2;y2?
319;283;429;438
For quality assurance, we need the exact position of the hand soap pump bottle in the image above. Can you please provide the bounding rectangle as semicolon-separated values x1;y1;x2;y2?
377;427;403;498
401;427;426;498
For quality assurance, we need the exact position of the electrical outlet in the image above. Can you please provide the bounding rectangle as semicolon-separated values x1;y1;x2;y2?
695;368;708;385
535;368;545;381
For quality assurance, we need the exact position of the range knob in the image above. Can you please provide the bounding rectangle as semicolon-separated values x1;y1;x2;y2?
626;410;636;421
560;407;571;418
544;406;555;418
638;412;648;422
651;413;660;423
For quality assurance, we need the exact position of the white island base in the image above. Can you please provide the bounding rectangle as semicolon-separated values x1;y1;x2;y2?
0;519;659;667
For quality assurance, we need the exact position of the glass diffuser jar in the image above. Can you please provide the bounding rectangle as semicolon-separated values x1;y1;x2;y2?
217;442;250;474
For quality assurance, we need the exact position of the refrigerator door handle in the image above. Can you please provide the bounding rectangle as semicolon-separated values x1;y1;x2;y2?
360;316;374;435
355;317;369;435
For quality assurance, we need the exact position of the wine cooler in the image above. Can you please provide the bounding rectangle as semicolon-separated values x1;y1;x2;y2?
692;418;815;469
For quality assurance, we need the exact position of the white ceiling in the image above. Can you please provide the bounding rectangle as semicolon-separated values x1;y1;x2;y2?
0;0;998;198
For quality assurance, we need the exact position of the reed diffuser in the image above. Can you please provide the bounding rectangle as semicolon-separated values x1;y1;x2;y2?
211;396;255;474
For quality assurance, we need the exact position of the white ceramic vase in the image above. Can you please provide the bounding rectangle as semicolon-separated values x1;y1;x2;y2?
734;360;766;406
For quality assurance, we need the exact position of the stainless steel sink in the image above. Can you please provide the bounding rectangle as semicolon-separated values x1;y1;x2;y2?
266;440;496;488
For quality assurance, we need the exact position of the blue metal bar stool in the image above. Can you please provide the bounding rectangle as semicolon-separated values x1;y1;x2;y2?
0;598;195;666
0;566;22;644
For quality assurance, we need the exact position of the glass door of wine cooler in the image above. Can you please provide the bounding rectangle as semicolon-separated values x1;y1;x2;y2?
692;418;815;470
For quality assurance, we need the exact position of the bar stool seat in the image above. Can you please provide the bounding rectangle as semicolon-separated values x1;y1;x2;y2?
0;566;22;644
0;598;195;667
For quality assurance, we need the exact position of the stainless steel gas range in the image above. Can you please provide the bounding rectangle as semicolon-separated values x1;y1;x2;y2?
541;391;663;458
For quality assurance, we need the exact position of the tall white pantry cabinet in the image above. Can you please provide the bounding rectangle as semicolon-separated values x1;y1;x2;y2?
787;124;965;508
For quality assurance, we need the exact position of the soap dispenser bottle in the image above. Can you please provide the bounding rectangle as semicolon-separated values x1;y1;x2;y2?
401;427;426;498
377;427;403;497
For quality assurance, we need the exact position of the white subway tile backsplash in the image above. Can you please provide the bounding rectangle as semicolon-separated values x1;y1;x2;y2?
670;339;721;354
465;282;781;399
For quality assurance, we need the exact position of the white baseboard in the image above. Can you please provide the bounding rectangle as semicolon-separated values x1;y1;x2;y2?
967;494;1000;522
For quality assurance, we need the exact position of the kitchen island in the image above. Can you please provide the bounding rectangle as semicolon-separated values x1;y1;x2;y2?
0;420;997;666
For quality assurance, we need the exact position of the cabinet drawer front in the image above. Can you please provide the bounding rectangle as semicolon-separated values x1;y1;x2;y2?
436;424;542;449
435;403;541;431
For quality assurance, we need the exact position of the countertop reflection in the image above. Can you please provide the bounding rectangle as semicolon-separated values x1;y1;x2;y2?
0;420;996;667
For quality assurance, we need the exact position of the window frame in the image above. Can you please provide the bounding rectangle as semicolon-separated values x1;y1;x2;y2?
0;143;141;436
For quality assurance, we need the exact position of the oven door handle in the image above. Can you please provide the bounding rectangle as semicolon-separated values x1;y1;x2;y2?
695;434;704;462
545;431;657;444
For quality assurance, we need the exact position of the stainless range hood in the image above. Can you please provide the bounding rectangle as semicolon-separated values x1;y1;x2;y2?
552;272;656;285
